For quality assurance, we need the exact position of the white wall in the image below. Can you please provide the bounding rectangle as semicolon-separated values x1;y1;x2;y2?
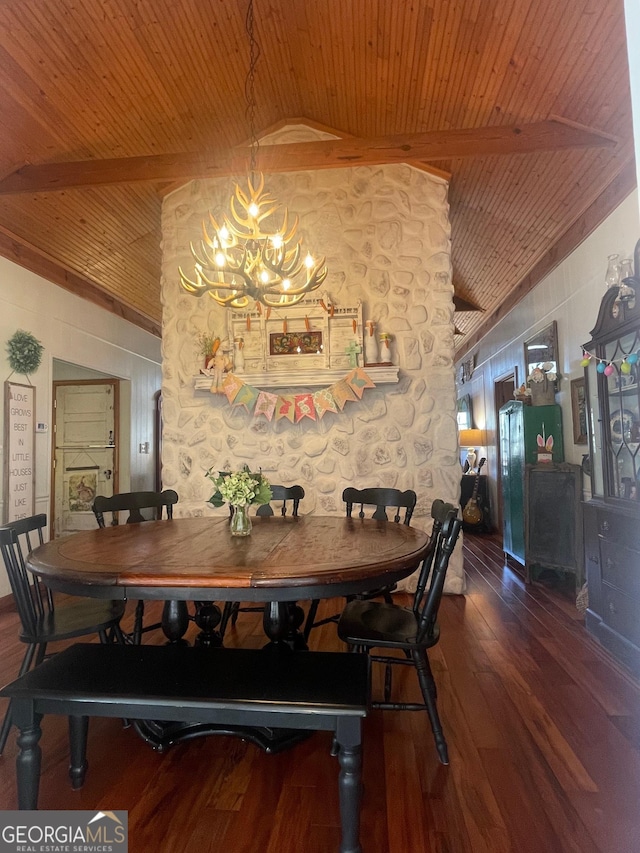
0;256;162;596
625;0;640;204
456;190;640;517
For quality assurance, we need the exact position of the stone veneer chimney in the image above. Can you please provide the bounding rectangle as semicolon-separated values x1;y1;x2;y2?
160;129;464;593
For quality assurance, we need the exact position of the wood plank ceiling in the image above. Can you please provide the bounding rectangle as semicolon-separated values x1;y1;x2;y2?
0;0;634;351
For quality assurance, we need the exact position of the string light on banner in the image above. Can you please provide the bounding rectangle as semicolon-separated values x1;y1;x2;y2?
580;349;639;375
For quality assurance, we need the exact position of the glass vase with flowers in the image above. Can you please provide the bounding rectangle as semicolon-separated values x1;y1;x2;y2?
206;465;272;536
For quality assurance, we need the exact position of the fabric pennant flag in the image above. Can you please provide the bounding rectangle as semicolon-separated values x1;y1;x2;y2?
295;393;316;422
232;382;259;412
331;379;358;410
313;388;338;419
254;390;278;421
222;373;244;403
275;395;296;422
346;367;376;398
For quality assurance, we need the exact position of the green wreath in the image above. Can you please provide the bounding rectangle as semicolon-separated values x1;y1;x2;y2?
6;330;44;375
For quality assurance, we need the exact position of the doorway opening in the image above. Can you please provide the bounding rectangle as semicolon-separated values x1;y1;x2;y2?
51;361;125;538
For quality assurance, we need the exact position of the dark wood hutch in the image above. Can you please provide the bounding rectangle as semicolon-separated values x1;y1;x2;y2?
582;241;640;676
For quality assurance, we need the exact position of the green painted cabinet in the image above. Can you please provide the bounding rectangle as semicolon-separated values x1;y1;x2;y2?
499;401;564;565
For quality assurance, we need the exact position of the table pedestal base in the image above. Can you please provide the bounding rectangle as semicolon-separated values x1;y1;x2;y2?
131;719;312;754
143;602;310;753
262;601;307;650
162;599;308;650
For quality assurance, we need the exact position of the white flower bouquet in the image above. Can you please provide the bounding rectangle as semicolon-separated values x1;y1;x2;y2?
206;465;272;508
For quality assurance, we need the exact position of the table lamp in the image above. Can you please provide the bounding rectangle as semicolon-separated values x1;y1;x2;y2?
459;428;486;473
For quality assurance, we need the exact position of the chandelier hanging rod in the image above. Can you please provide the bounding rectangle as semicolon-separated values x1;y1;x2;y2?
178;0;328;311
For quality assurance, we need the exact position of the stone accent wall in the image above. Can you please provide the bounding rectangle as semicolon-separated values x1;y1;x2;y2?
160;151;465;593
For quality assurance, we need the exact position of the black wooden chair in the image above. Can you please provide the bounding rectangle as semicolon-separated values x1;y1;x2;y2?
92;490;178;644
303;487;417;640
0;513;126;754
337;499;461;764
219;485;305;637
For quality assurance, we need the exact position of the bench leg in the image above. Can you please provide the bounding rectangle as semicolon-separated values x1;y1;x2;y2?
69;716;89;789
335;718;363;853
12;699;42;810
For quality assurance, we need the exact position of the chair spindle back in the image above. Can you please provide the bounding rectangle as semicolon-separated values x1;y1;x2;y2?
0;514;50;639
92;490;178;528
256;485;305;517
412;500;461;643
342;487;417;525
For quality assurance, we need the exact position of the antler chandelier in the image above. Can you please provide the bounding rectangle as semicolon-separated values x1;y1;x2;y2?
179;0;327;310
179;172;327;309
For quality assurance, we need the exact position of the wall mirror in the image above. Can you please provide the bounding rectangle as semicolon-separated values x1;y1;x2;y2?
523;321;560;390
457;394;472;430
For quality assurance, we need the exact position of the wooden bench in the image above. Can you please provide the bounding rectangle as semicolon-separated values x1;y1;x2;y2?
0;643;369;853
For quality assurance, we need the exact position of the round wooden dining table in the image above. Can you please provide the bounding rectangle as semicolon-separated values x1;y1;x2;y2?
27;515;429;752
28;514;429;646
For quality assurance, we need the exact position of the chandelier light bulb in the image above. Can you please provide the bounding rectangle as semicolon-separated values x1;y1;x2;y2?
304;253;314;269
248;202;260;217
215;252;225;267
260;269;270;283
271;234;283;249
282;279;291;291
219;226;230;242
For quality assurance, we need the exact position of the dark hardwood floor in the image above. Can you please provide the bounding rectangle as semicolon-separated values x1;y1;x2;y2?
0;532;638;852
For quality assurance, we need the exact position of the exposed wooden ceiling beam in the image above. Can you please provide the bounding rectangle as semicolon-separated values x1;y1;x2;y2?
0;119;616;195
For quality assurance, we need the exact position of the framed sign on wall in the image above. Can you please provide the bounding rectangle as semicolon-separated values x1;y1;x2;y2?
4;381;36;523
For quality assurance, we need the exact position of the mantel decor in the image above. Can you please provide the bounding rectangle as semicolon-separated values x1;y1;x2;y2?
224;293;364;375
198;367;380;422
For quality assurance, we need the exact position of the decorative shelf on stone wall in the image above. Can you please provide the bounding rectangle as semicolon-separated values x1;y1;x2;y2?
193;365;400;392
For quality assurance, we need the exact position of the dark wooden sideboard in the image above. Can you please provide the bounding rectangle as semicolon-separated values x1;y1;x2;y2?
524;463;583;586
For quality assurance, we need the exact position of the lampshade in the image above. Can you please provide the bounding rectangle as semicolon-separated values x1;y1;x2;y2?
459;428;486;447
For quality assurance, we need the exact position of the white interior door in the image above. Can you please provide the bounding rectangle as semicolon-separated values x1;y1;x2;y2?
52;381;118;537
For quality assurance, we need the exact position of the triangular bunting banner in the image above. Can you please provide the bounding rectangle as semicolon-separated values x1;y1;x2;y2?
295;394;316;422
214;369;380;423
313;388;339;419
232;383;260;412
331;379;358;410
346;367;376;398
222;373;244;403
254;390;278;421
275;395;296;422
